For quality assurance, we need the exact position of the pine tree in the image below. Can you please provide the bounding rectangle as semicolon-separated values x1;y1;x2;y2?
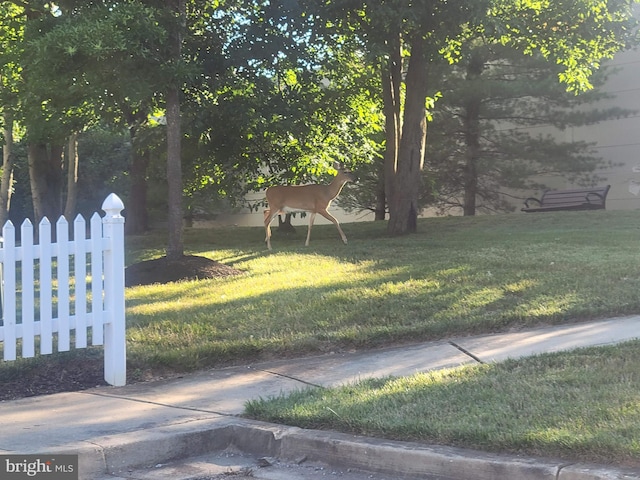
426;42;632;215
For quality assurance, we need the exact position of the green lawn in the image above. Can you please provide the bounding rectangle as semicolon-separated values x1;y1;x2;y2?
245;341;640;467
124;209;640;375
3;209;640;466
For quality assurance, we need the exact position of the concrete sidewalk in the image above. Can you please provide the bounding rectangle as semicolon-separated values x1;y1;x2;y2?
1;316;639;479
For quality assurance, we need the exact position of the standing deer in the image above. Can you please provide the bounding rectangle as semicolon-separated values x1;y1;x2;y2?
264;162;356;250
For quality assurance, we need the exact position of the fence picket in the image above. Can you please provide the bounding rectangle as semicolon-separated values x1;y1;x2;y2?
0;194;126;386
21;220;35;358
39;218;53;355
90;212;103;346
74;215;88;349
2;221;16;361
56;217;70;352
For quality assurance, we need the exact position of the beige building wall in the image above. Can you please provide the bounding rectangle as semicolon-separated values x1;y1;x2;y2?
518;47;640;211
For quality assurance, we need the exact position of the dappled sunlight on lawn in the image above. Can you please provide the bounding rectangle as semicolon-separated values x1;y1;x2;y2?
123;212;640;374
452;286;504;311
519;294;581;318
126;254;380;316
125;248;586;349
447;278;579;322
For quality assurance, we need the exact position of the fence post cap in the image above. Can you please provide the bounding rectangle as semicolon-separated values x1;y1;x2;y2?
102;193;125;218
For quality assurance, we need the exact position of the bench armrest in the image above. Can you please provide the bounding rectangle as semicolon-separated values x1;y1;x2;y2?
585;192;605;204
524;197;542;208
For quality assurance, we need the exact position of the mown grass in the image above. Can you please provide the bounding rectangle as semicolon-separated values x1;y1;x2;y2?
122;209;640;374
245;341;640;467
3;209;640;465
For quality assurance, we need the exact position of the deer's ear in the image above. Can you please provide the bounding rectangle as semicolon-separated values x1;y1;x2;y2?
333;160;341;170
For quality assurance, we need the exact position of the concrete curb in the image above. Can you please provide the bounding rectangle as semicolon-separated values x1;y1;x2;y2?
45;416;639;480
34;442;106;480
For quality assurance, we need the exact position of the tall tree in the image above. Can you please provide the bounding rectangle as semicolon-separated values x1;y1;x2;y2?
18;2;79;225
314;0;638;234
180;0;382;216
317;0;491;232
16;0;188;241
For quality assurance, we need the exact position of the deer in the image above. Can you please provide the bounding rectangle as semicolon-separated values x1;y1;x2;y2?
264;162;356;250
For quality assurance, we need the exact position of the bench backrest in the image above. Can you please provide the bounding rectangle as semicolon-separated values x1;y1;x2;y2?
541;185;610;207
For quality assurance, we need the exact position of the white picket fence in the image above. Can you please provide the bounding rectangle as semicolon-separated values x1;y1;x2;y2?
0;193;126;386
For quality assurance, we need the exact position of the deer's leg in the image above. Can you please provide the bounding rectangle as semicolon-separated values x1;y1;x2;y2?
264;208;279;250
305;212;316;246
318;210;347;244
264;209;271;244
264;209;270;238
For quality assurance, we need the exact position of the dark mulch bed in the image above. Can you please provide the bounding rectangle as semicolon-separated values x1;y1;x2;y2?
0;354;108;401
125;254;243;287
1;255;243;401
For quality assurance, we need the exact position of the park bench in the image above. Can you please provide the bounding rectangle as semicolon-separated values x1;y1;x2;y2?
521;185;610;213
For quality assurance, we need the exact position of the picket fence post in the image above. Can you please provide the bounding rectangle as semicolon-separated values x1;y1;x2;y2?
101;193;126;387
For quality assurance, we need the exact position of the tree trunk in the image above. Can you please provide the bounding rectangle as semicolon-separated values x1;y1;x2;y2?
125;147;150;235
64;133;78;221
166;86;183;260
374;161;386;221
387;36;429;235
27;142;64;226
0;114;15;227
462;109;480;216
462;51;484;216
165;0;186;261
121;107;151;235
462;153;478;216
382;33;402;223
277;213;296;233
